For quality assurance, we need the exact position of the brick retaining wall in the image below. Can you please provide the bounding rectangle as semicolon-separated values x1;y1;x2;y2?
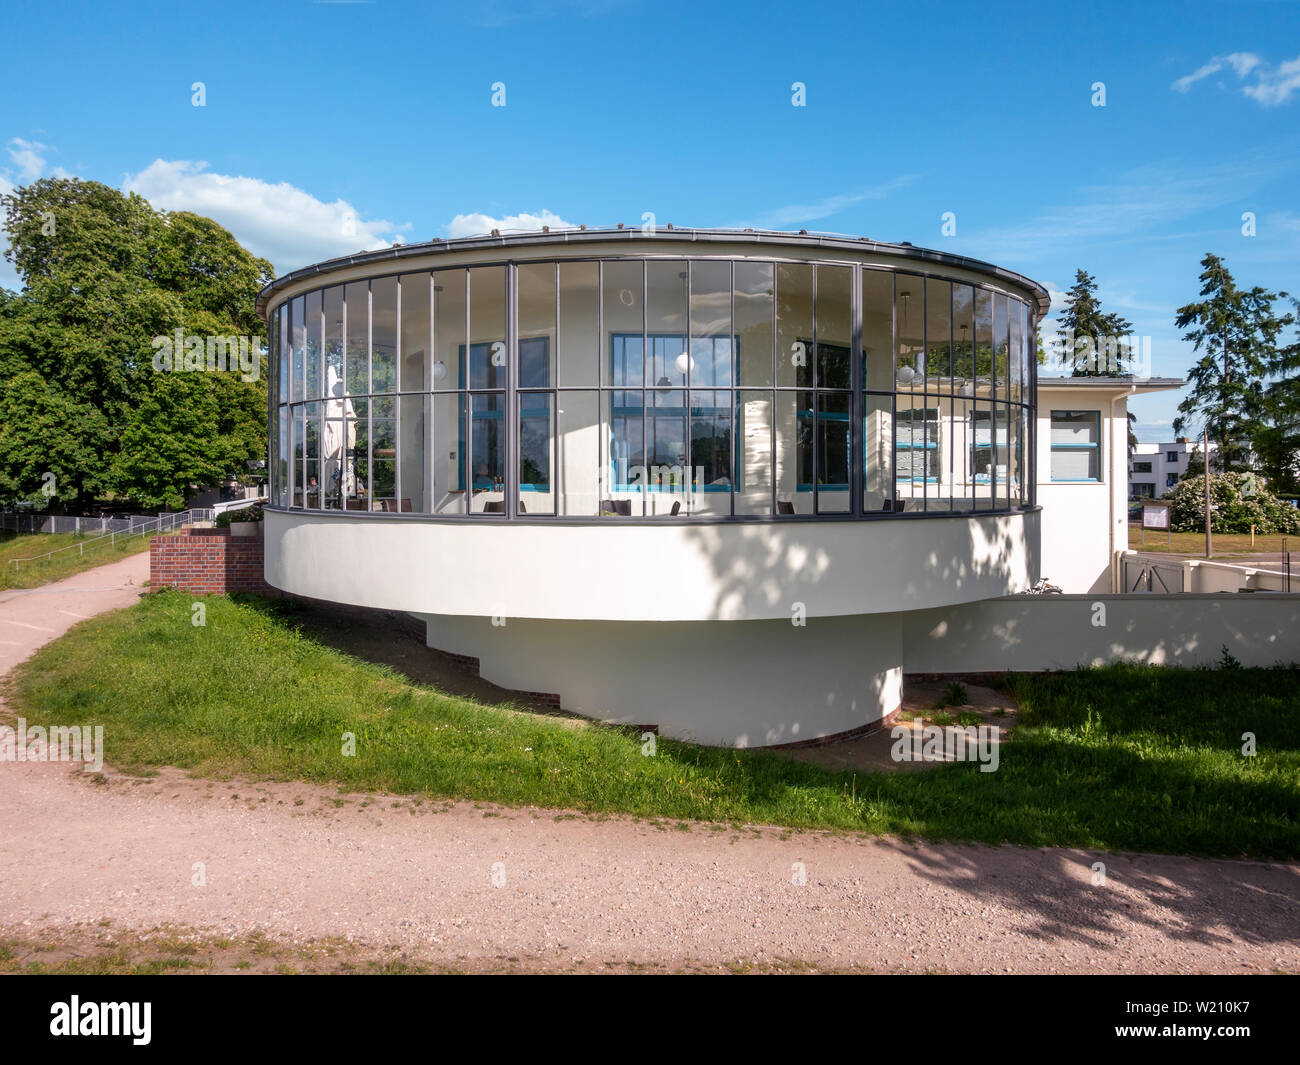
150;527;275;595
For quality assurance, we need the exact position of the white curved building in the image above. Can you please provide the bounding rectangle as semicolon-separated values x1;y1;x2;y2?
255;228;1155;746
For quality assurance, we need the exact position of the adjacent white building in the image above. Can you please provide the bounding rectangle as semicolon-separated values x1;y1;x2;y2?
255;228;1182;746
1129;438;1210;499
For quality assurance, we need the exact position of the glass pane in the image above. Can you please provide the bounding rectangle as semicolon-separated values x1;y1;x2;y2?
316;287;338;402
349;397;369;509
603;260;643;386
371;396;396;509
603;389;644;515
303;400;321;508
950;393;974;512
776;263;813;389
735;261;773;387
277;305;289;407
519;391;554;515
895;394;936;506
371;276;397;393
399;393;428;512
470;392;504;512
975;288;993;402
469;266;505;390
690;389;732;515
736;389;773;515
690;260;732;388
952;285;975;393
433;269;466;390
774;390;813;514
290;296;304;403
276;404;289;508
1051;410;1098;443
558;261;599;386
518;262;556;389
993;292;1009;402
1007;401;1021;504
647;387;687;516
864;392;894;511
970;401;993;509
557;390;600;516
896;276;922;392
433;392;466;513
304;290;322;400
343;283;365;395
817;392;850;513
1011;300;1027;404
929;395;957;512
925;278;952;393
400;273;430;392
862;269;893;391
321;377;357;510
647;261;687;395
291;405;304;507
816;265;851;390
648;334;685;391
1052;446;1098;481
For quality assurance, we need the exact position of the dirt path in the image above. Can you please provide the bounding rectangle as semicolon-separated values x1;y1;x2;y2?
1;555;1297;974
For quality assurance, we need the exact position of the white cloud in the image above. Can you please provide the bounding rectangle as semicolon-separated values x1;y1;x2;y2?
123;159;407;273
1171;51;1300;106
443;209;576;238
1243;55;1300;106
740;176;916;230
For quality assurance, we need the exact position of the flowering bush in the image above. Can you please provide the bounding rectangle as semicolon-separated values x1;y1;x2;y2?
1166;473;1300;534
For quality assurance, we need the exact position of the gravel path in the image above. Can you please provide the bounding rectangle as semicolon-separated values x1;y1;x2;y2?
1;555;1297;973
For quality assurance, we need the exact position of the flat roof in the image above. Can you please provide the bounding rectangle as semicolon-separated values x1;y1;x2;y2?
1037;376;1184;392
256;225;1051;319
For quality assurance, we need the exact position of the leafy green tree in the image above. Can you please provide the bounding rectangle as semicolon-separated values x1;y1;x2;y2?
0;178;272;509
1255;296;1300;496
1172;253;1292;474
1055;269;1134;376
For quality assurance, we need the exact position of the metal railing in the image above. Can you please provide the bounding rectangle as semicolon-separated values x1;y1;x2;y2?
5;509;213;571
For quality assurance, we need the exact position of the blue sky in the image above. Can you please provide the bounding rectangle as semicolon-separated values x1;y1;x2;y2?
2;0;1298;439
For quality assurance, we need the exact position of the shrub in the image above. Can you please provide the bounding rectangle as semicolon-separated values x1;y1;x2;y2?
213;502;264;529
1166;473;1300;534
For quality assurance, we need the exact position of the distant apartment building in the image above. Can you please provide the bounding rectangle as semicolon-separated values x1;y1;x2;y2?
1129;437;1212;498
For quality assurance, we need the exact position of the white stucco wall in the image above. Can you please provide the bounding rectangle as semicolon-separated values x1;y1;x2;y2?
421;611;904;747
265;507;1037;623
901;594;1300;671
1036;387;1130;594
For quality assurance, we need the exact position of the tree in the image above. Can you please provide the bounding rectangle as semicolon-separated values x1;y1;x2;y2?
1172;253;1292;475
1055;269;1134;376
0;178;273;509
1255;296;1300;496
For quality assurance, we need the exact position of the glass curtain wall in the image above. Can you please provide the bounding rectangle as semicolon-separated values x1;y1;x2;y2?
272;258;1035;518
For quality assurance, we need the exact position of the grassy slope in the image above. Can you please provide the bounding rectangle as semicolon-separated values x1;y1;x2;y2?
0;531;153;590
6;591;1298;858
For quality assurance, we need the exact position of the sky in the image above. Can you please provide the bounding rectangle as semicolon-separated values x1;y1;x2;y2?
2;0;1298;441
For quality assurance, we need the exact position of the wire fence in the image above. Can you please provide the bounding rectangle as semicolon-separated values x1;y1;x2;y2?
3;508;214;572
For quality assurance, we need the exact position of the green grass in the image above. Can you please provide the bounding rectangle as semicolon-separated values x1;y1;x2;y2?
6;590;1299;858
0;530;154;589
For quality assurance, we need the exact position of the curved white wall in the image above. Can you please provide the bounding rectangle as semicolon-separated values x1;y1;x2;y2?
265;508;1037;623
421;611;905;747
